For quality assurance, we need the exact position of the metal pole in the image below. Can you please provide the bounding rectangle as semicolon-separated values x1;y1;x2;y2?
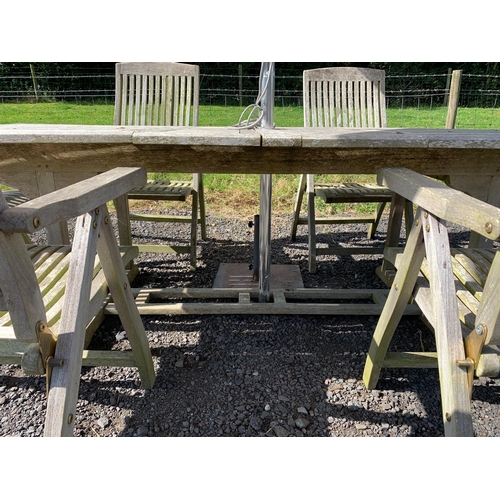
252;214;259;282
258;63;275;302
259;174;272;302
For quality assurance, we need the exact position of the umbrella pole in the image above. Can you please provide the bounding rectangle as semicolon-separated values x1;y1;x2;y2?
258;62;275;303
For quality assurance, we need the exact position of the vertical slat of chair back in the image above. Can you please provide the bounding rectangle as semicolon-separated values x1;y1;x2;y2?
115;62;199;127
303;67;386;129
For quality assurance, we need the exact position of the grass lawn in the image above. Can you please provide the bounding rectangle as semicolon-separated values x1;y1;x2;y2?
1;102;499;216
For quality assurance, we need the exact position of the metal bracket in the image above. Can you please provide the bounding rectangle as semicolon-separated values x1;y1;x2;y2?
458;324;487;399
35;321;62;397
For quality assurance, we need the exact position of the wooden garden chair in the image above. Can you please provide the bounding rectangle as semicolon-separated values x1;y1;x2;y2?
363;167;500;437
114;62;206;270
0;167;155;437
291;67;410;273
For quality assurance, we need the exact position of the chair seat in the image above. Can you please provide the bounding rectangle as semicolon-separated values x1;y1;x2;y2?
315;183;393;203
380;247;497;334
0;244;139;341
128;180;192;201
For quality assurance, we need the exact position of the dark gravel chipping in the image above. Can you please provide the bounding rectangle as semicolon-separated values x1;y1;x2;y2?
1;212;499;438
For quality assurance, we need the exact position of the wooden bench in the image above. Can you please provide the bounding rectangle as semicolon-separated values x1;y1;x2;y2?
0;167;155;436
363;167;500;436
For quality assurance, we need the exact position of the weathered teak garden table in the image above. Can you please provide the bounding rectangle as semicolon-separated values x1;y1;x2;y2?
0;124;499;315
1;124;499;197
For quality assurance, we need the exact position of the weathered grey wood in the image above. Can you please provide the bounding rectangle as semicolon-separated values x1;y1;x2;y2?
238;293;251;304
291;174;309;241
382;352;438;369
364;167;500;436
96;205;155;389
0;193;46;342
0;246;139;360
476;251;500;345
377;167;500;240
446;70;462;130
303;68;386;128
105;286;421;316
1;126;500;186
44;209;102;437
115;62;205;267
446;174;500;248
363;208;426;389
307;174;316;273
43;200;152;436
0;335;140;368
0;167;154;436
109;302;390;316
114;193;132;246
135;244;191;254
475;345;500;377
297;67;409;271
423;211;473;436
36;171;70;244
0;167;146;234
130;287;392;299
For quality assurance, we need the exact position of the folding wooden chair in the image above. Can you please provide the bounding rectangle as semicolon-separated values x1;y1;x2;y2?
0;167;155;436
114;62;206;270
291;67;410;273
363;167;500;436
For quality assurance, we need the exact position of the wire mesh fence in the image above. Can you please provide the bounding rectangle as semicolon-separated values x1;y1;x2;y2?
1;63;499;129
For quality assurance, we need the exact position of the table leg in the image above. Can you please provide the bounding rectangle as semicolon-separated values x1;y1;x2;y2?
36;171;70;244
445;174;500;248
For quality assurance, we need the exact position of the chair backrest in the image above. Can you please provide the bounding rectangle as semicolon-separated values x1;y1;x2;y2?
303;67;386;128
114;62;199;127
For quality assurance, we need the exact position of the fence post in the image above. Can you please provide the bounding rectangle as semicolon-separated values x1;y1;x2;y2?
446;69;462;129
238;64;243;107
444;67;452;107
30;63;39;103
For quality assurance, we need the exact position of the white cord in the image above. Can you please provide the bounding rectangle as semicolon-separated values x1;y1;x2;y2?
231;63;274;129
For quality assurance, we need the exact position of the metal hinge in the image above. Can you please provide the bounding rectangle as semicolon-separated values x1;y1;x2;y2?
31;320;63;398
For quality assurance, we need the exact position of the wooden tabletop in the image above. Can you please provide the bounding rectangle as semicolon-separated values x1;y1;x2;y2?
1;124;499;147
1;125;500;199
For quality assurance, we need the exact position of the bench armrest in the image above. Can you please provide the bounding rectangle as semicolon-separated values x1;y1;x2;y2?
0;167;146;233
377;167;500;240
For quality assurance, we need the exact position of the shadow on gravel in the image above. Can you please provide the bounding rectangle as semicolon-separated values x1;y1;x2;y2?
80;309;450;437
73;217;480;438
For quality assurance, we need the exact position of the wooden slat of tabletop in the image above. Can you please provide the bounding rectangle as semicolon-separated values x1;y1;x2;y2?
0;125;499;150
132;127;261;146
0;124;136;143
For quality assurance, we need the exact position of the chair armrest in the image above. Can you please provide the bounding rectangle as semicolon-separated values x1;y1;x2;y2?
0;167;146;233
377;167;500;240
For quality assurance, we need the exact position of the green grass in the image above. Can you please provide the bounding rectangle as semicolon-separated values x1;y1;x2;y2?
2;102;499;216
2;101;498;128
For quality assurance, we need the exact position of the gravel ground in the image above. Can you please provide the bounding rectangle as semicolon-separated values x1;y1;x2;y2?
1;211;499;438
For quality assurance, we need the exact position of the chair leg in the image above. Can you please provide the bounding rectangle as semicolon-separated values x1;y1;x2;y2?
307;175;317;274
363;208;425;390
198;174;207;240
114;194;132;247
44;209;102;437
291;174;306;241
404;201;414;237
376;194;408;280
96;205;155;389
189;190;198;270
367;202;387;239
423;211;473;436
